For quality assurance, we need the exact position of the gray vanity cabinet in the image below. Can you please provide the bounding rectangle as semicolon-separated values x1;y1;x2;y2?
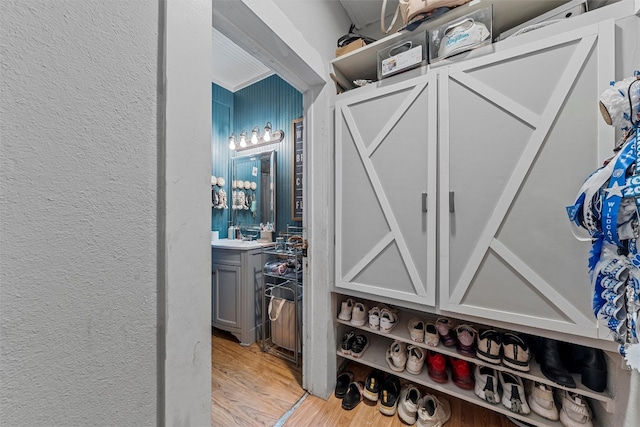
211;245;264;346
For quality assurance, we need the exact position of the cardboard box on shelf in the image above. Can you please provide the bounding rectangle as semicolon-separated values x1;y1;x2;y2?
336;39;366;58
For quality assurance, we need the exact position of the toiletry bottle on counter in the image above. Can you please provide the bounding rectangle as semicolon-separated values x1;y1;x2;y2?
228;226;235;240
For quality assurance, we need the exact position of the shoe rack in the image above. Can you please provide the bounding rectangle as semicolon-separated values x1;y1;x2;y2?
261;226;304;366
335;295;614;427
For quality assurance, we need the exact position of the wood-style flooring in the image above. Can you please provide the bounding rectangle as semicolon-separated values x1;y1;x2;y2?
212;328;304;426
212;329;515;427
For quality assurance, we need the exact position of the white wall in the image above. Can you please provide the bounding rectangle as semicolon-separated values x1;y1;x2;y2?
0;0;160;424
0;0;212;425
273;0;354;60
164;0;212;425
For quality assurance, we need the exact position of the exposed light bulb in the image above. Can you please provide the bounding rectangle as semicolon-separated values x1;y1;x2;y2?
263;122;272;142
228;134;236;150
251;127;259;144
239;131;247;148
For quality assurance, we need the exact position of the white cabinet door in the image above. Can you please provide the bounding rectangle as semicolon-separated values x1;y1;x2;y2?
439;23;614;337
335;74;438;306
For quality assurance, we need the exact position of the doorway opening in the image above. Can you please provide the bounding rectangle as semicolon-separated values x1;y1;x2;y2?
211;2;323;422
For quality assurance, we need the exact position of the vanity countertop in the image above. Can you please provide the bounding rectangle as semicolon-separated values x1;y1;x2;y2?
211;238;275;250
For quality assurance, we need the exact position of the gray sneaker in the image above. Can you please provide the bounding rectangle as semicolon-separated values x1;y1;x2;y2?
397;385;421;425
559;391;593;427
474;365;500;404
417;394;451;427
499;371;530;415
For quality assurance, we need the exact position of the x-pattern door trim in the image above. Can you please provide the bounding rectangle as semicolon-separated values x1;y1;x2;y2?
339;81;429;298
335;72;437;305
445;31;599;328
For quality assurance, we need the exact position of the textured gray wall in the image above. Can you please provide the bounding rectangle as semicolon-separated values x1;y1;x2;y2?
164;0;212;425
1;0;160;424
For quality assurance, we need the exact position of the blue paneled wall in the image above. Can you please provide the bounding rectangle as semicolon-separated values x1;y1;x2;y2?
212;75;303;237
212;84;234;238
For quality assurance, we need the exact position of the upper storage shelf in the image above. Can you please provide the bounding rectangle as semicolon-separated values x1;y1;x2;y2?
330;0;578;90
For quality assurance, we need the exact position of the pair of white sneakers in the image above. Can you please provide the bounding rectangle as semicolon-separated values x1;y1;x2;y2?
527;383;593;426
338;298;398;332
407;318;440;346
398;384;451;427
338;299;369;327
477;369;593;426
386;340;426;375
369;305;398;333
475;368;531;415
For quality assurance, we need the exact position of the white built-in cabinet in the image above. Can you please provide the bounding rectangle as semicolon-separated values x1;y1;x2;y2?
335;20;616;340
335;74;438;307
332;4;640;425
438;22;615;339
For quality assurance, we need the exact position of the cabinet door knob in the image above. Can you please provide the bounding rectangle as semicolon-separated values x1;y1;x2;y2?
422;192;428;212
449;191;455;213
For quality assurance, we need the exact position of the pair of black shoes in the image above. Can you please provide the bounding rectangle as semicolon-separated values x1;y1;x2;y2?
362;370;401;411
335;369;401;412
532;337;607;392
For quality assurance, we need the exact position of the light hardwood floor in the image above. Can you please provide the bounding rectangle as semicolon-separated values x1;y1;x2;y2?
212;328;304;426
212;329;515;427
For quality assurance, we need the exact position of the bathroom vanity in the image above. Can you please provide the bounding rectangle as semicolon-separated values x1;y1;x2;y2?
211;239;271;346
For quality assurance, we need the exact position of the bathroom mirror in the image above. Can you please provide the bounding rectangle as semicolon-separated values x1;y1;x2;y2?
230;150;276;234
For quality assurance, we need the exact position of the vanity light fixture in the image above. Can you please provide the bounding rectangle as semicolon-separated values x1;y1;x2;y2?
228;121;285;151
263;122;272;142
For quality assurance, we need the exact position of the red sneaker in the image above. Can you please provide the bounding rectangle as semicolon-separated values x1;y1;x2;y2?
427;350;448;383
449;357;475;390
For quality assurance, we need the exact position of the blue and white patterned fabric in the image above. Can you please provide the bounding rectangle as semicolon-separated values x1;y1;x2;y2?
567;72;640;371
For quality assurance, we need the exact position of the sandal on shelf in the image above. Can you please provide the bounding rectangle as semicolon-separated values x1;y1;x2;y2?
340;330;356;356
335;371;354;399
341;381;365;410
351;335;369;358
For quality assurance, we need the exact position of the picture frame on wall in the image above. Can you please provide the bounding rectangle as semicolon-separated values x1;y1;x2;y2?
292;118;303;221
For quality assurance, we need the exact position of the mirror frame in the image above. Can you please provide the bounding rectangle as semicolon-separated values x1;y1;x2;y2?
230;150;276;231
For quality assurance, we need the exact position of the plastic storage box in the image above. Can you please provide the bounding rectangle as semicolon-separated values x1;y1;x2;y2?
377;30;428;80
429;5;493;63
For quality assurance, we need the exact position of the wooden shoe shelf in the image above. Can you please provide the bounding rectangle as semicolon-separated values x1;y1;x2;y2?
336;304;613;427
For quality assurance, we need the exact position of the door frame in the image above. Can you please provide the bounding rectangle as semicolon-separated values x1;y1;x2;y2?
209;0;332;397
